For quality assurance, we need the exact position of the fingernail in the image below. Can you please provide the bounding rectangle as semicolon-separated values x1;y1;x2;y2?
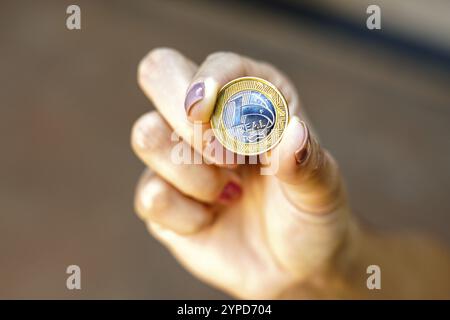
294;121;310;165
218;181;242;204
184;82;205;116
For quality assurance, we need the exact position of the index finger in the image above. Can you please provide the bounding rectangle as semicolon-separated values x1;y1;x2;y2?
138;48;233;167
184;51;300;123
138;48;197;146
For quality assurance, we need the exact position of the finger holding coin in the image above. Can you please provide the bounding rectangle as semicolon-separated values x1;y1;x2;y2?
184;51;300;124
138;48;328;189
183;52;343;213
131;111;242;205
138;48;234;167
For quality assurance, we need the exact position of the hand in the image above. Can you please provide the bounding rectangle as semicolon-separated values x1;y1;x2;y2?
131;48;353;299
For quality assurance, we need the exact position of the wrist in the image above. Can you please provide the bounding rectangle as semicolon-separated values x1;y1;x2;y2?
277;218;373;299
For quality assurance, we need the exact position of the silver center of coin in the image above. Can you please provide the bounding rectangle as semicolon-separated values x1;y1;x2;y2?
222;90;276;143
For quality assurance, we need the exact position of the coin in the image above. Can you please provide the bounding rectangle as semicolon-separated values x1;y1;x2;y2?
211;77;289;156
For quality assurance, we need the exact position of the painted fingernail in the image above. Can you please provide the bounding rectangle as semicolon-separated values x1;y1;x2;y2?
184;82;205;116
218;181;242;204
294;121;310;164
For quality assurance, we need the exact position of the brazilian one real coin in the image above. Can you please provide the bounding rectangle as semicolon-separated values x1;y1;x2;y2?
211;77;289;156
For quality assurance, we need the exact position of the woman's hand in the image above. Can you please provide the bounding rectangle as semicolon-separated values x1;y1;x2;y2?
131;48;354;299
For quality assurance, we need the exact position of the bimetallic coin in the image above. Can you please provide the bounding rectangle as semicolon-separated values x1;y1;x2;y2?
211;77;289;155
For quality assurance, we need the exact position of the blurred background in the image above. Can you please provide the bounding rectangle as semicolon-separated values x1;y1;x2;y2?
0;0;449;298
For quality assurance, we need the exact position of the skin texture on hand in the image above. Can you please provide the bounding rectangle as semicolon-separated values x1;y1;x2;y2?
131;48;450;299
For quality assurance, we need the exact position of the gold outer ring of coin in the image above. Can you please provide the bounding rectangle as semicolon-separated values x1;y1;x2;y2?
210;76;289;156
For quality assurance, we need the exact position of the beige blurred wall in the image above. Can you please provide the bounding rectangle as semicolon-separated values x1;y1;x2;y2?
307;0;450;51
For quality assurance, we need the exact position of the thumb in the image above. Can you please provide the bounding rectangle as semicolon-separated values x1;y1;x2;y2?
263;116;351;278
274;116;345;215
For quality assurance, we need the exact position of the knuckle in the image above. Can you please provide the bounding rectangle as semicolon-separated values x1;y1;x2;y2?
204;51;247;81
138;47;180;82
258;60;280;74
194;170;225;201
131;111;168;154
257;61;297;105
206;51;240;63
135;177;171;221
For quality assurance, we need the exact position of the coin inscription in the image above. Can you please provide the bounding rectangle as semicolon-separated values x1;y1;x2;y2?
211;77;289;156
222;90;276;143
